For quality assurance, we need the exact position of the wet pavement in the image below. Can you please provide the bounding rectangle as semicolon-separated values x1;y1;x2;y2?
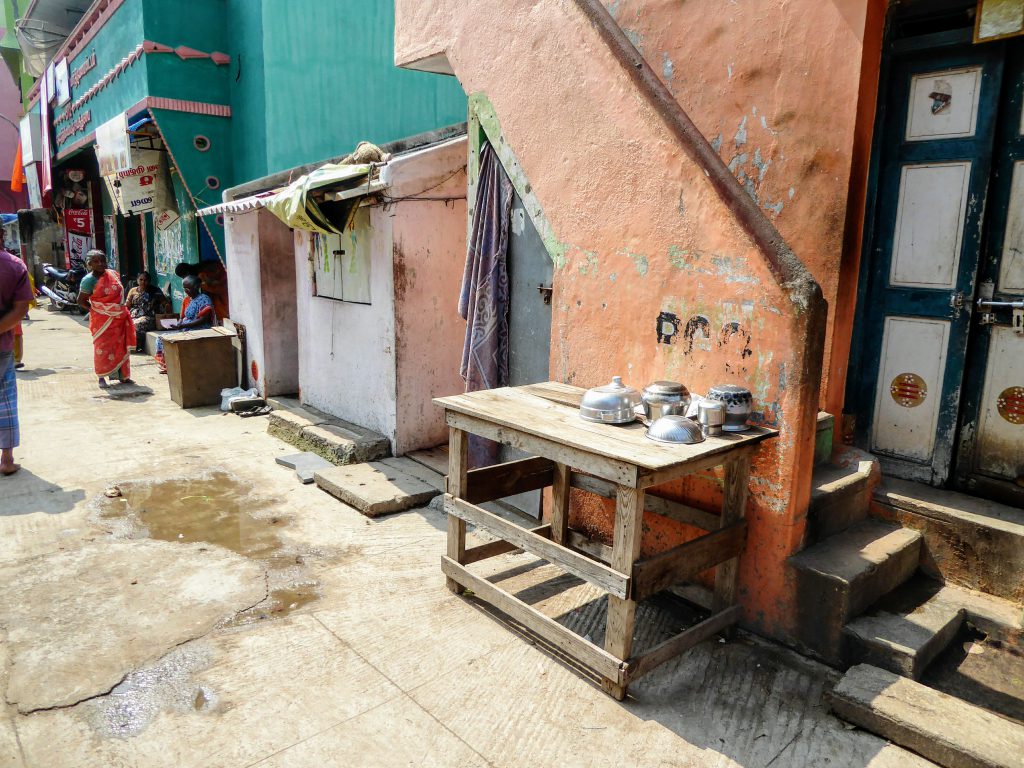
0;312;937;767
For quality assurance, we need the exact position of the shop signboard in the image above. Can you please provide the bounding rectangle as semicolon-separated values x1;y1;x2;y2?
105;148;175;216
65;208;92;235
65;231;91;270
95;113;131;177
55;59;70;106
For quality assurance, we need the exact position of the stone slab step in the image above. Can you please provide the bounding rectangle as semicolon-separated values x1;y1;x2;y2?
267;404;390;466
827;663;1024;768
377;456;445;491
314;462;440;517
275;452;334;484
844;576;964;679
789;520;922;664
873;478;1024;604
808;461;873;543
406;445;449;475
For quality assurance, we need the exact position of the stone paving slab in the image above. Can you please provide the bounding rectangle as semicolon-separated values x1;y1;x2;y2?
828;663;1024;768
266;408;330;441
314;462;440;516
275;452;334;484
377;455;446;491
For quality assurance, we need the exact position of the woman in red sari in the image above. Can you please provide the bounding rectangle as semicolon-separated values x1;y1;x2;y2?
77;250;135;389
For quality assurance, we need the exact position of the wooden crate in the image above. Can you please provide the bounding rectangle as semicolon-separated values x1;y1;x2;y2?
163;327;237;409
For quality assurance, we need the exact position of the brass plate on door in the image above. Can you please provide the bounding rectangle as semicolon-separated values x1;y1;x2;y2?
890;373;928;408
996;386;1024;424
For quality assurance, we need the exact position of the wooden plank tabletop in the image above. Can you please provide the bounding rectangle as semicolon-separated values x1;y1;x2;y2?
434;383;777;472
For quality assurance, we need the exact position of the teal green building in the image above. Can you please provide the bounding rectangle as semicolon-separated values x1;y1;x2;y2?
14;0;465;306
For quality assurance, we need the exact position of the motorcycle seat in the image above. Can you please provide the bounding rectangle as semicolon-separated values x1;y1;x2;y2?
45;266;71;281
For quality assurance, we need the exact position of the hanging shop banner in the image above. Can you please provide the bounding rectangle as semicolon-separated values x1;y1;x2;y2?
65;231;91;269
105;148;176;216
64;208;92;235
54;58;70;106
95;113;131;177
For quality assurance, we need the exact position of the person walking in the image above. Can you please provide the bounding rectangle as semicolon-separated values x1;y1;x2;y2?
0;244;35;475
77;250;135;389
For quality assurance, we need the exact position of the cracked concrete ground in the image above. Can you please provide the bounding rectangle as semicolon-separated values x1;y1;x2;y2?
0;311;936;767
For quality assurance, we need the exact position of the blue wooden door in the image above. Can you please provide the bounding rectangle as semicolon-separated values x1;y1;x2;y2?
955;42;1024;505
852;43;1004;485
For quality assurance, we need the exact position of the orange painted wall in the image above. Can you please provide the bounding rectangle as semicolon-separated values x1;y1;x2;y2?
395;0;877;641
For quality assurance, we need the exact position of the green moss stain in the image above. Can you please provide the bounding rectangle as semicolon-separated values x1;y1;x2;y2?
469;93;568;269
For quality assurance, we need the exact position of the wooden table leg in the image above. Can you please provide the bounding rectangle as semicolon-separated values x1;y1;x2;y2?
446;428;470;594
550;463;571;545
603;484;645;699
713;453;751;632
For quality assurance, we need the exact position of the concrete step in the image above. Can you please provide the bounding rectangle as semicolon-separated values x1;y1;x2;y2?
267;404;390;466
844;576;1024;680
314;460;441;517
808;461;873;544
827;663;1024;768
873;478;1024;605
789;520;922;664
275;451;334;484
843;576;964;679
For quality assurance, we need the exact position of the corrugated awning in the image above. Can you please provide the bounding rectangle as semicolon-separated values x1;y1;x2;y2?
197;189;281;217
198;163;387;230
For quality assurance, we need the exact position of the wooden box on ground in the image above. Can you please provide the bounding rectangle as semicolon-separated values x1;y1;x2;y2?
163;327;238;409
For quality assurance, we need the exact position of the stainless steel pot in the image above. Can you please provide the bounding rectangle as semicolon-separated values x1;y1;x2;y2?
641;380;691;420
579;376;641;424
697;401;725;437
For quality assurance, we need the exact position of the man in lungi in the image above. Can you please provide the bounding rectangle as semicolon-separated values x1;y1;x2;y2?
0;243;34;475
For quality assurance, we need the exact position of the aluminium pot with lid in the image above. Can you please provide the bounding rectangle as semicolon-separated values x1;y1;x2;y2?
641;380;692;420
579;376;641;424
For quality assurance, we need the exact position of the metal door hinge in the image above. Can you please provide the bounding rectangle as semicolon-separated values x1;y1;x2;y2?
537;284;552;305
950;291;965;318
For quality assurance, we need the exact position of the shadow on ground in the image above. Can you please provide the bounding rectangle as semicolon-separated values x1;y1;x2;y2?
0;469;85;515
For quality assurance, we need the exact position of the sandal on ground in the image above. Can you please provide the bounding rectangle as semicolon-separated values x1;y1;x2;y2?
97;377;109;390
121;378;135;385
14;363;24;370
239;405;273;418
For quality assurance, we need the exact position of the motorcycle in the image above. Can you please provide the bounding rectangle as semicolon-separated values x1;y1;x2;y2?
40;256;88;313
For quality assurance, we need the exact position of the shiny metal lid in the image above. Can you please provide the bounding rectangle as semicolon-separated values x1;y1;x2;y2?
645;415;706;444
580;376;640;410
644;380;687;395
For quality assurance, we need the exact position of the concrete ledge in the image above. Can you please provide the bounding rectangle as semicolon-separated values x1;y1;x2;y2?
267;408;331;441
808;462;872;544
297;424;390;466
873;478;1024;604
827;664;1024;768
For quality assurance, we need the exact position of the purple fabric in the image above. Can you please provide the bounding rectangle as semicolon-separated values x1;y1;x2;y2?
460;142;513;392
0;250;31;354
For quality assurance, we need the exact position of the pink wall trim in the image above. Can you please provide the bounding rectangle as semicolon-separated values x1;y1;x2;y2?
54;41;231;127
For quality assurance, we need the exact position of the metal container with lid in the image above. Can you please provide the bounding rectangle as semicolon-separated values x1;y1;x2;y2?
697;401;726;437
645;414;706;445
641;380;692;421
706;384;753;432
579;376;641;424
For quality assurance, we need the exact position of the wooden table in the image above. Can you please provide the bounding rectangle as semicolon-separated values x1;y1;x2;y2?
434;382;777;699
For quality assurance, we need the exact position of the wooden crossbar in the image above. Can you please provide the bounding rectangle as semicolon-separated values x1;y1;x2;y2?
445;495;630;599
464;456;555;504
632;522;747;601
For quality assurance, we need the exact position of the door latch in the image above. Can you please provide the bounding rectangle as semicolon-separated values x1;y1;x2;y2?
537;284;552;305
950;291;965;318
976;298;1024;333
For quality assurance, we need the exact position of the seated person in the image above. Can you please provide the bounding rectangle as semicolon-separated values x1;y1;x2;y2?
124;271;170;352
154;275;215;373
198;260;229;324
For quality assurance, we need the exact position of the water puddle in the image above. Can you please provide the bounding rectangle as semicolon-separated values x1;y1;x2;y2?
93;471;322;623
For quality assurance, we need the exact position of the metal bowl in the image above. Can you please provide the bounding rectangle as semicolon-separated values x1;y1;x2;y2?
645;414;706;445
579;376;641;424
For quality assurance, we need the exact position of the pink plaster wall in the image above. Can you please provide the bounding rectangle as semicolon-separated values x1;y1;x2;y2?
390;137;468;455
257;212;299;396
600;0;869;411
395;0;872;640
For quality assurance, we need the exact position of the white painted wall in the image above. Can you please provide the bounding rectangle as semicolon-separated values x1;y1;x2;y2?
293;214;398;445
225;211;265;392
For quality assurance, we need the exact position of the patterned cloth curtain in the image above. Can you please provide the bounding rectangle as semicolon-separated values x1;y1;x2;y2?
459;142;514;468
459;142;513;392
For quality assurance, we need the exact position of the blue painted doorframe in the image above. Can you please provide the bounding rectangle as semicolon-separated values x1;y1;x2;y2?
848;32;1004;486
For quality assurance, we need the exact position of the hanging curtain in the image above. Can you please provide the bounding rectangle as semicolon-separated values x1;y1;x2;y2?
460;141;513;392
